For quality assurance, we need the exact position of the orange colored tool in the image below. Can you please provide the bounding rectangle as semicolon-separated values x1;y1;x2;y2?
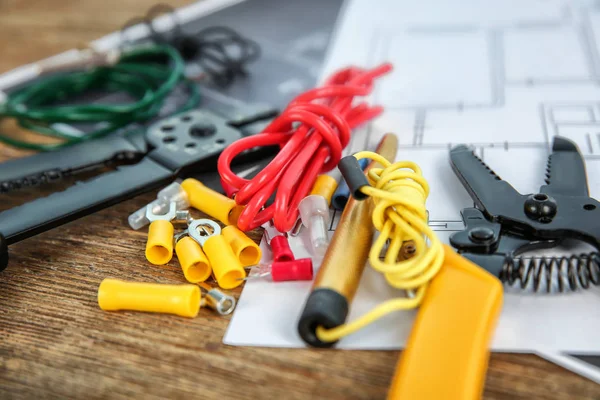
387;245;503;400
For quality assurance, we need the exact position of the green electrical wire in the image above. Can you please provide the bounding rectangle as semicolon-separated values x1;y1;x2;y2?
0;44;200;151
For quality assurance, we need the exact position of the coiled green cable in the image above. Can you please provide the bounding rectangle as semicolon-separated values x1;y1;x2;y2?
0;44;200;151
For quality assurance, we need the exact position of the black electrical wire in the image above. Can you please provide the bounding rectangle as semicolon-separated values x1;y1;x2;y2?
121;3;261;87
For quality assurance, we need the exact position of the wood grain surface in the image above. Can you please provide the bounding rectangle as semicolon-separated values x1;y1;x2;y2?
0;1;599;399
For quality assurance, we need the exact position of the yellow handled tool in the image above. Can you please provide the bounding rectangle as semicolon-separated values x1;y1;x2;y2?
387;245;503;400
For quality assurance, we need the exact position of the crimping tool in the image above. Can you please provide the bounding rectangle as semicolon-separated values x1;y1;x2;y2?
0;107;276;271
450;136;600;291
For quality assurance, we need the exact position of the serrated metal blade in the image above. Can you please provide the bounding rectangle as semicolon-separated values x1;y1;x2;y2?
540;136;589;197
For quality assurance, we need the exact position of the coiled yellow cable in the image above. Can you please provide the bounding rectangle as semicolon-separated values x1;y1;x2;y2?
315;151;444;343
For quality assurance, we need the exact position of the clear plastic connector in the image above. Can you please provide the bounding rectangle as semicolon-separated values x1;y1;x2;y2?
157;182;190;210
298;194;331;257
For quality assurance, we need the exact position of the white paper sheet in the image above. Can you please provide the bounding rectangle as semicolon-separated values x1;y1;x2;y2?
225;0;600;357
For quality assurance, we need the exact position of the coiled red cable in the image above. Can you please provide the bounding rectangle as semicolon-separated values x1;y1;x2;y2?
218;63;393;232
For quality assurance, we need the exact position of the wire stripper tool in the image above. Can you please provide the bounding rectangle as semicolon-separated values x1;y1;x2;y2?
449;136;600;291
0;107;275;271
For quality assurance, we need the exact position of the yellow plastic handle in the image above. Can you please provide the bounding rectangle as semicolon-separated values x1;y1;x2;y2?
310;175;338;206
145;220;174;265
203;235;246;289
222;225;262;267
175;236;212;283
98;279;201;318
387;245;503;400
181;178;244;226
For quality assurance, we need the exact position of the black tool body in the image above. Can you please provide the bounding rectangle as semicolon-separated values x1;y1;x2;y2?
0;108;275;271
449;137;600;291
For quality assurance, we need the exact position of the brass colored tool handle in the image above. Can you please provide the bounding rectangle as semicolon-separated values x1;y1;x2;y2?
387;245;503;400
297;133;398;347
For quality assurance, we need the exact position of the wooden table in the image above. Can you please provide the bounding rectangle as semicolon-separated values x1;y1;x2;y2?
0;1;598;398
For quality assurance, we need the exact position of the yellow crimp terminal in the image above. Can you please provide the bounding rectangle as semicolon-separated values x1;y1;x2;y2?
181;178;244;226
387;246;503;400
146;220;174;265
175;236;211;283
310;175;338;206
222;225;262;267
98;279;201;318
203;234;246;289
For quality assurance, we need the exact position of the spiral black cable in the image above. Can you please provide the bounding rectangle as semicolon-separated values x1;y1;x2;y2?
120;4;261;87
501;252;600;292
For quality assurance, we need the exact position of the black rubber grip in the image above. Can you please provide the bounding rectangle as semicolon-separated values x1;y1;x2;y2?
338;156;370;201
0;157;173;245
297;288;349;348
0;234;8;272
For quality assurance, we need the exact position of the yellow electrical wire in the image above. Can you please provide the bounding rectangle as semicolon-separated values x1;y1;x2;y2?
315;151;444;343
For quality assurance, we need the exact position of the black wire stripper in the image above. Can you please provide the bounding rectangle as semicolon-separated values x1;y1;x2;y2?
0;106;276;271
449;136;600;292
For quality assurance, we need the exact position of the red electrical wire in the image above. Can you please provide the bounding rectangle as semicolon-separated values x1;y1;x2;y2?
218;62;393;232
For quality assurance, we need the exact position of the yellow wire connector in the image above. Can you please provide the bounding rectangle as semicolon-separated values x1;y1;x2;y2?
187;219;247;290
146;219;175;265
175;235;212;283
98;279;201;318
310;175;338;206
315;152;444;343
222;225;262;267
181;178;244;226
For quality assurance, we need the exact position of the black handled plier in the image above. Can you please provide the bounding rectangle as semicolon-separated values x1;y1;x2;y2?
449;136;600;289
0;106;276;271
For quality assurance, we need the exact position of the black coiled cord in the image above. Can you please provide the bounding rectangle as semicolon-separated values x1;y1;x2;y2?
501;252;600;292
121;3;261;87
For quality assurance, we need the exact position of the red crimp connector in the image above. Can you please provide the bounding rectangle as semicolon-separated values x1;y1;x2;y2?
271;258;313;282
270;235;294;262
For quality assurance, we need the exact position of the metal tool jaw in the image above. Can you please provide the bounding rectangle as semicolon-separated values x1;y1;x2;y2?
449;136;600;276
0;107;275;271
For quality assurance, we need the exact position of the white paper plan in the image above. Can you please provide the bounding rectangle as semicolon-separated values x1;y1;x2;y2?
224;0;600;363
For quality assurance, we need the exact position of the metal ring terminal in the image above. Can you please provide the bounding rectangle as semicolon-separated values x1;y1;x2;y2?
146;201;177;221
173;229;189;243
188;219;222;246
